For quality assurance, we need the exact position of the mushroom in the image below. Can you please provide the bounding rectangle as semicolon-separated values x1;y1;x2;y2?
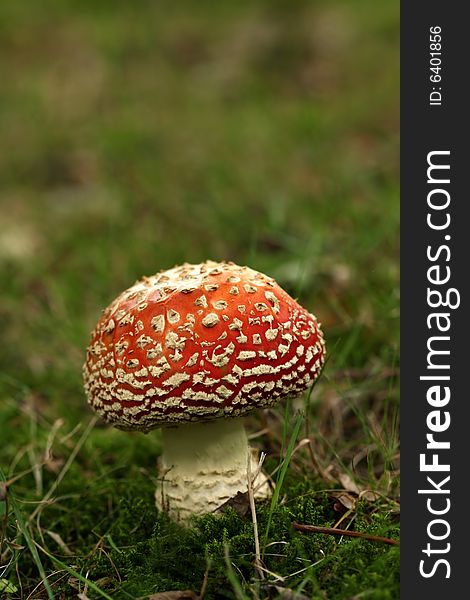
83;260;326;520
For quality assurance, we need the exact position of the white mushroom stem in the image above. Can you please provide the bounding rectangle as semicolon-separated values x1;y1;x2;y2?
155;418;271;521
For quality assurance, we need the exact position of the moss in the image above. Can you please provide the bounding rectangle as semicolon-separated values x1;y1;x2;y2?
1;406;400;599
45;478;397;599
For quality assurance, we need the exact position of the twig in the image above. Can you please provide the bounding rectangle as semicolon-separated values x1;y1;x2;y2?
292;522;399;546
199;560;211;600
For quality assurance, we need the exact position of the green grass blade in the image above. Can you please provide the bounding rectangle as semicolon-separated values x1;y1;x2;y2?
263;410;304;552
223;543;250;600
47;555;115;600
5;481;55;600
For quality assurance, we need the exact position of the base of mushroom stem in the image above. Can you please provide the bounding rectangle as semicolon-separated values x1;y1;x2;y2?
155;417;272;521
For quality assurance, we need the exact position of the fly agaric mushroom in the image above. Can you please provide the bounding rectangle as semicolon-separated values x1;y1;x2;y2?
83;260;325;520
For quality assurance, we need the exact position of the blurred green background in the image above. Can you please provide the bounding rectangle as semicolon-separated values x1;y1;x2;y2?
0;0;399;384
0;0;399;598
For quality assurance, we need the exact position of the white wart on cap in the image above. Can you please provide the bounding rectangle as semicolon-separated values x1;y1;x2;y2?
83;260;326;519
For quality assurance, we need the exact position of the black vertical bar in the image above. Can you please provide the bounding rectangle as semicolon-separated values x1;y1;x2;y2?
401;3;467;597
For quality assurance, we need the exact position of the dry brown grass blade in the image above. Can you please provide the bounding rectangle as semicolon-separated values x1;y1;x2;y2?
44;529;74;556
246;451;265;581
29;416;98;522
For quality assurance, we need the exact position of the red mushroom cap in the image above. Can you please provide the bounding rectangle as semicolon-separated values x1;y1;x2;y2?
83;261;326;431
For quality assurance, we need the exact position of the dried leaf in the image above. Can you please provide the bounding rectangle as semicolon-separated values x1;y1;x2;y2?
215;491;250;518
147;592;199;600
261;584;310;600
331;491;356;510
337;472;361;495
360;490;382;502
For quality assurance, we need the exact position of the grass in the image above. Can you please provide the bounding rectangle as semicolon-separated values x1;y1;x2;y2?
262;407;304;553
0;0;399;598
